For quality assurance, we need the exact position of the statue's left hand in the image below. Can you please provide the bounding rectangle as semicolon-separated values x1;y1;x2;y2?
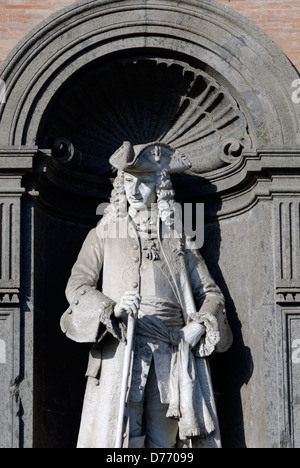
179;322;206;348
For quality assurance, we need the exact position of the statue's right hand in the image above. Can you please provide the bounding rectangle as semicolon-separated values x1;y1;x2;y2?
114;291;141;319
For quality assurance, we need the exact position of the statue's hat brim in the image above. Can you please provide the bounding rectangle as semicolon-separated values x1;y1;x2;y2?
109;141;191;174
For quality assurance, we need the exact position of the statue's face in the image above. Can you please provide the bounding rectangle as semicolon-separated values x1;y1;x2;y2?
124;171;157;210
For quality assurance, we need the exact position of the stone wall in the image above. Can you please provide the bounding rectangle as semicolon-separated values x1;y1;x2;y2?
0;0;300;71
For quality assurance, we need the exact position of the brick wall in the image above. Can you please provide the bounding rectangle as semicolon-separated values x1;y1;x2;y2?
0;0;79;64
0;0;299;71
217;0;300;71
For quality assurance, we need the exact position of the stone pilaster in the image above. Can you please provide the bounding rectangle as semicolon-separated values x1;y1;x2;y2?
0;147;38;448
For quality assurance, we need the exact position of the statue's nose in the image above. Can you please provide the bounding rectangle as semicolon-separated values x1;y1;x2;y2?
132;180;140;196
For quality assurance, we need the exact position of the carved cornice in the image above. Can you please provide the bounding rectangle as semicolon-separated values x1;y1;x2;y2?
0;147;37;171
0;290;20;306
276;289;300;304
0;146;49;199
35;146;300;223
180;148;300;193
174;148;300;220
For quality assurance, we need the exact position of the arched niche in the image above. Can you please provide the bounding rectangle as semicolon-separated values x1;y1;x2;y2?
0;0;299;448
0;0;299;149
0;0;298;219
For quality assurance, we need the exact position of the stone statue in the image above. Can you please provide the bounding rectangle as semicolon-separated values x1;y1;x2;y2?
60;142;233;448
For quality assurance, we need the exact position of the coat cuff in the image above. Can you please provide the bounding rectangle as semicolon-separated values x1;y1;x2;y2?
60;286;125;343
188;295;233;357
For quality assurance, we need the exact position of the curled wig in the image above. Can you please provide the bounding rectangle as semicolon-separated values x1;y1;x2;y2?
101;169;176;227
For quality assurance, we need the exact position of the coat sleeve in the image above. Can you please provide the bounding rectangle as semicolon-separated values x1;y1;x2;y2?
60;227;126;344
186;238;233;356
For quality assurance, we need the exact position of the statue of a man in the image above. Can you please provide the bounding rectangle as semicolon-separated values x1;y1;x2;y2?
60;142;233;448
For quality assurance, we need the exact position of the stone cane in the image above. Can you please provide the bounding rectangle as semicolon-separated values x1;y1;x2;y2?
115;313;137;448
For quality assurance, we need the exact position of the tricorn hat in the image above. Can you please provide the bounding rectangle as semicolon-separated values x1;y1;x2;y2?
109;141;191;174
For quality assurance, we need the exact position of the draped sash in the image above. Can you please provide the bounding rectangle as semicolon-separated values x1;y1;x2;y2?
136;300;215;440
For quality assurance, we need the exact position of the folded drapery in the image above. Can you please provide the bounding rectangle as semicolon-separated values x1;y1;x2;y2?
136;312;215;440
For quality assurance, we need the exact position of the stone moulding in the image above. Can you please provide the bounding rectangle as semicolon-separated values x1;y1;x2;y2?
0;144;296;223
0;291;20;306
174;148;300;220
276;289;300;304
0;147;36;170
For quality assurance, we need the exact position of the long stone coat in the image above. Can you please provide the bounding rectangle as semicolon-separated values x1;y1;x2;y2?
60;215;233;448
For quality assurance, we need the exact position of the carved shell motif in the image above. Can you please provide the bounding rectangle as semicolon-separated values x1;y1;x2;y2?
42;57;252;176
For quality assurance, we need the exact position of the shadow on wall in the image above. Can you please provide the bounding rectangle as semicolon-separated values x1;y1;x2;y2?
33;202;92;448
174;175;254;449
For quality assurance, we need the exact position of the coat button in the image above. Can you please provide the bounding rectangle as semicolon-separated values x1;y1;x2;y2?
74;299;79;305
132;282;138;288
133;244;139;250
133;257;139;263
